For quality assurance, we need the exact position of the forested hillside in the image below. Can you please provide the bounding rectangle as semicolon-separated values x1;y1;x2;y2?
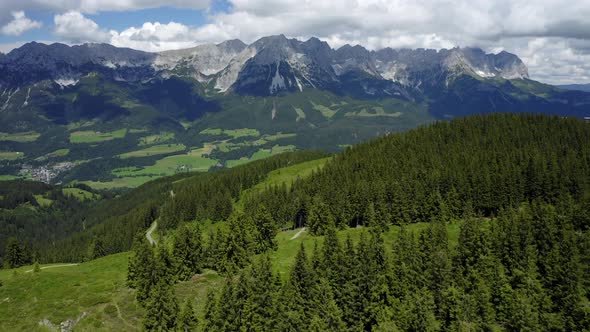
2;114;590;331
245;114;590;231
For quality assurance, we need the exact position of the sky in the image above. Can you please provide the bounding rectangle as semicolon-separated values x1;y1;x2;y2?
0;0;589;85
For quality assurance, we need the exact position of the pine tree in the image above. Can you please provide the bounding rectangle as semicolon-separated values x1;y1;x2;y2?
309;277;346;332
143;278;179;331
127;234;157;305
5;237;24;269
176;298;198;332
156;243;177;285
252;204;278;253
173;223;203;281
220;213;252;274
86;237;106;261
203;290;218;331
307;196;335;235
241;256;279;331
33;260;41;273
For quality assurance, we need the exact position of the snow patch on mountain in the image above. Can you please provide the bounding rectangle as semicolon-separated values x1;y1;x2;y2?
269;62;286;94
54;78;79;87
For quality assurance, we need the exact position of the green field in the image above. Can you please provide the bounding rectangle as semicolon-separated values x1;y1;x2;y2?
200;128;260;139
188;143;216;157
118;144;186;159
48;149;70;157
114;154;218;177
294;107;306;121
237;157;330;209
62;188;100;200
0;220;466;331
0;151;24;160
33;195;53;207
0;175;20;181
345;107;403;118
225;145;297;168
70;129;127;144
138;132;175;146
311;101;338;118
81;176;159;189
0;131;40;142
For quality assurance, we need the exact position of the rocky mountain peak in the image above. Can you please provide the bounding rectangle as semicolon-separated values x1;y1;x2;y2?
0;36;530;96
217;39;247;53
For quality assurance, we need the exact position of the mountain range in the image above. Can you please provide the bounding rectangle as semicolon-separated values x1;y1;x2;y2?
0;35;589;187
558;83;590;93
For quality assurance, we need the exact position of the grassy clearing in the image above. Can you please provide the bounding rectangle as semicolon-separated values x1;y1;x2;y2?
48;149;70;157
200;128;260;139
294;107;306;121
0;151;24;160
33;195;53;207
225;146;297;168
0;175;20;181
188;143;216;157
81;176;157;190
0;253;222;332
345;107;403;118
133;155;217;175
36;149;70;161
118;144;186;159
0;253;143;331
0;131;40;143
237;157;330;209
66;121;97;131
138;132;175;146
311;101;338;118
112;154;218;178
70;129;127;144
62;188;100;201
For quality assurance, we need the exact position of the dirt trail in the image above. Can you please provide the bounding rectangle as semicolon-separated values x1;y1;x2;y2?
25;264;78;273
146;221;157;245
290;227;307;240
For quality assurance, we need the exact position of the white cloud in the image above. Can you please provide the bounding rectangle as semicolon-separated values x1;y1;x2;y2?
0;11;42;36
110;22;202;52
54;11;110;42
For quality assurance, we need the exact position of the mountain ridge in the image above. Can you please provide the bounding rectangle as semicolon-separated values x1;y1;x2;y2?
0;36;529;96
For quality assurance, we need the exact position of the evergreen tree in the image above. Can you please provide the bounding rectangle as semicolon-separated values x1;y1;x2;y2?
220;213;252;274
86;237;105;261
203;290;218;331
176;298;198;332
5;237;24;268
252;204;278;253
308;196;335;235
241;256;279;331
143;278;179;331
173;223;203;281
309;277;346;332
127;235;156;304
156;244;177;285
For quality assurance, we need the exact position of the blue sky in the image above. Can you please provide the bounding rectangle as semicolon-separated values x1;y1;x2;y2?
0;2;231;46
0;0;589;84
